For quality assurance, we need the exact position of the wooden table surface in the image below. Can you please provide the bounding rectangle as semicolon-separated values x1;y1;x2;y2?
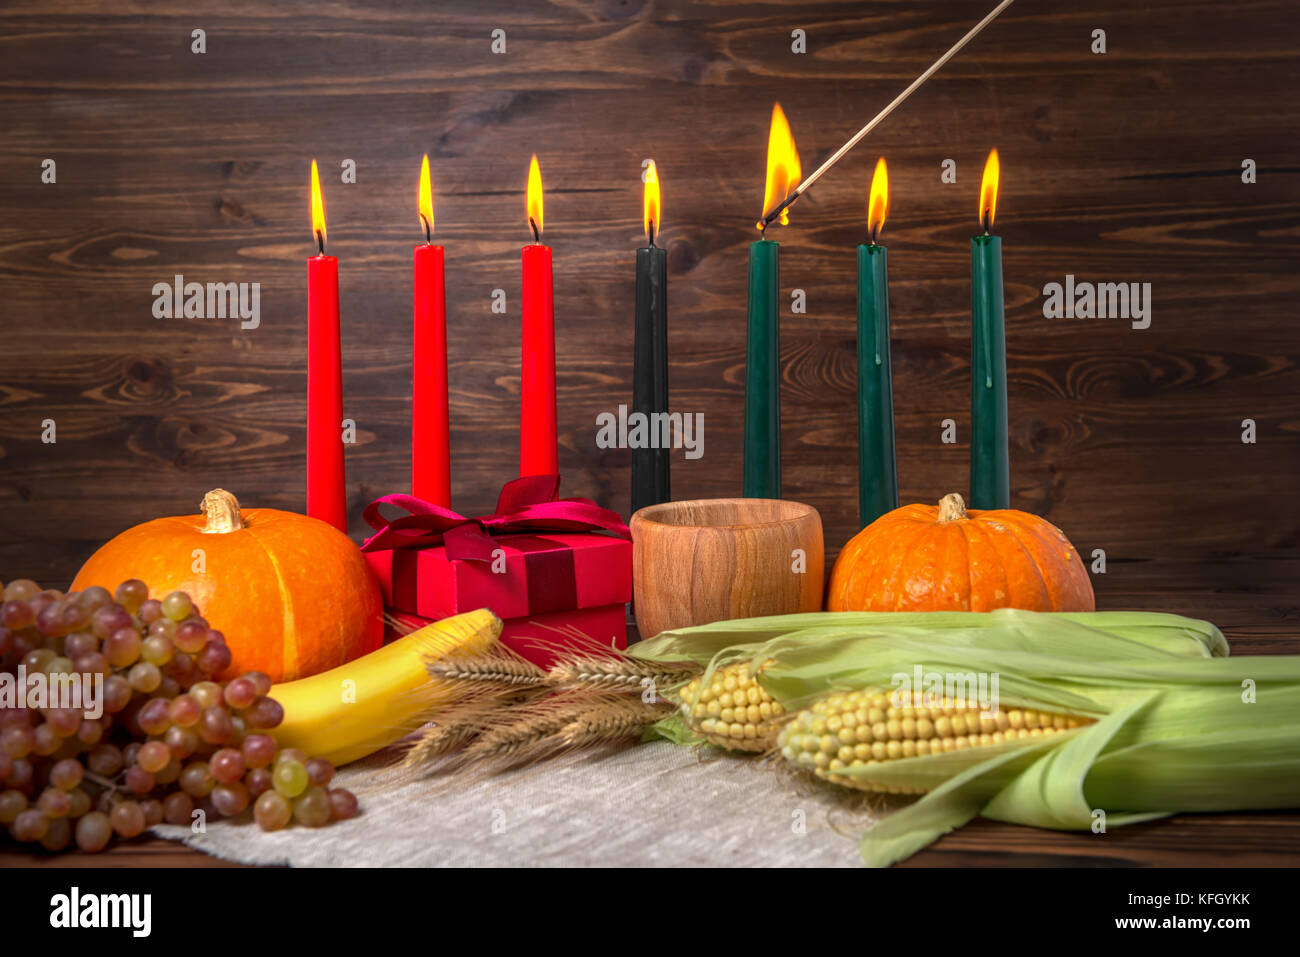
2;559;1296;868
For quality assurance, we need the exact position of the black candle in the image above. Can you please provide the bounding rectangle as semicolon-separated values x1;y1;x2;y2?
632;161;669;515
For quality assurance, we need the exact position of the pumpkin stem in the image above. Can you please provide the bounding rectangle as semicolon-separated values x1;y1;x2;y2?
201;489;244;533
936;493;968;523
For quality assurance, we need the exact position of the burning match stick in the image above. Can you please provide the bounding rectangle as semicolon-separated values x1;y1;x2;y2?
757;0;1017;231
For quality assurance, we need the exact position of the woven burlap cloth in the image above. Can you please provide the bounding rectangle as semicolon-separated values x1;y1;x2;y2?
152;741;882;866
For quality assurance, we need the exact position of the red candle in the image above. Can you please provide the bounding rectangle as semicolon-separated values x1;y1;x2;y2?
306;160;347;531
520;154;557;477
412;155;451;506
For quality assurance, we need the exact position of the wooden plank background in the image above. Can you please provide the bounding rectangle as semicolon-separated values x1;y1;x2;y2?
0;0;1297;591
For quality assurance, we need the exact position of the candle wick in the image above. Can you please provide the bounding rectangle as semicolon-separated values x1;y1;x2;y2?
420;214;432;245
981;209;992;236
315;229;325;256
529;217;540;244
648;219;656;247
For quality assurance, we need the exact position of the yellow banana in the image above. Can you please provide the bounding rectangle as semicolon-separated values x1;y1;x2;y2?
269;607;502;766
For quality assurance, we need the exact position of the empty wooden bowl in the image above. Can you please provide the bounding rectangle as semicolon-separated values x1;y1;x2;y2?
630;498;824;640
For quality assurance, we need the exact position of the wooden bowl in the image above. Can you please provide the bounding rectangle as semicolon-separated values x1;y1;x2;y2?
630;498;824;640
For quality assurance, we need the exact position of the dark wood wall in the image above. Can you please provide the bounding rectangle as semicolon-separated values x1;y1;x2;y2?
1;0;1297;591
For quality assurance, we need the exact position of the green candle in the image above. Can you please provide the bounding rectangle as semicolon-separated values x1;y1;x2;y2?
970;149;1009;509
743;238;780;498
856;158;898;527
744;102;801;499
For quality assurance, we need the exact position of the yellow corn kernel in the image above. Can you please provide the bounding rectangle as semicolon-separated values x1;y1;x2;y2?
679;661;786;752
776;688;1096;794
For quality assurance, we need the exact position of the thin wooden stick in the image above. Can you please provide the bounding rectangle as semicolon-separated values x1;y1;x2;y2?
758;0;1016;230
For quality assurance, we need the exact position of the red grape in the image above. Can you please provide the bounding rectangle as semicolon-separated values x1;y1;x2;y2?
109;800;146;838
245;697;284;730
0;789;27;822
103;627;142;667
305;757;335;787
12;807;48;841
211;781;249;816
245;767;273;798
3;579;41;602
224;677;256;709
113;579;148;614
137;740;170;774
162;791;194;825
198;707;233;745
102;675;132;713
254;790;292;831
173;620;208;654
49;758;83;791
178;761;215;798
75;811;113;851
40;816;73;851
1;599;34;630
91;603;134;640
140;798;164;827
210;748;245;783
196;640;232;676
37;786;72;818
124;766;154;795
5;758;33;790
136;698;171;736
241;734;277;769
87;744;124;777
328;789;359;821
79;585;113;611
164;725;198;759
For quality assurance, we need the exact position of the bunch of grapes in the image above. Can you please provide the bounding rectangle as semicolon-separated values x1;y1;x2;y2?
0;577;358;852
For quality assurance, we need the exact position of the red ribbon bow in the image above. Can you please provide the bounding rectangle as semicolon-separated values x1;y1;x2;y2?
361;474;630;562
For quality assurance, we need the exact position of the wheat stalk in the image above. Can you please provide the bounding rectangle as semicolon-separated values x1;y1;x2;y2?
425;654;549;690
546;655;697;693
554;696;674;749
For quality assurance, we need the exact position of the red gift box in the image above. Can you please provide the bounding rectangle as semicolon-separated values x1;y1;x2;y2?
362;475;632;666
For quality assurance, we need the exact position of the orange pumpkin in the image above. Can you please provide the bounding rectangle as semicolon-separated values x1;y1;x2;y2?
72;489;382;682
827;493;1094;613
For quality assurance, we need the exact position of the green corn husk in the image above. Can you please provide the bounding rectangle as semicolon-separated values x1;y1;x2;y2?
634;610;1300;866
636;609;1229;664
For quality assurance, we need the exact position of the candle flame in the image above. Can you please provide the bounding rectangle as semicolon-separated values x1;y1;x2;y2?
310;159;327;249
760;103;801;227
643;160;661;243
418;154;434;239
979;148;999;233
526;154;543;240
867;157;889;242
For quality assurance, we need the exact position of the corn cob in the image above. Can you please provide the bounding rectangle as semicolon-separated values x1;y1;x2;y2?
677;661;786;751
778;689;1094;794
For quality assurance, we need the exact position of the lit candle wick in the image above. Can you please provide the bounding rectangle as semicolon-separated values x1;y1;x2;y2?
420;214;432;245
529;217;541;245
315;229;325;256
648;218;656;248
